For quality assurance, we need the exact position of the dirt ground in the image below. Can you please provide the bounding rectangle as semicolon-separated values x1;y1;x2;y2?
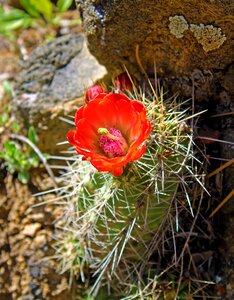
0;170;77;300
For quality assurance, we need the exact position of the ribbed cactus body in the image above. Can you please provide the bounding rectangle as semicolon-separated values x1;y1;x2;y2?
57;92;192;297
84;154;181;267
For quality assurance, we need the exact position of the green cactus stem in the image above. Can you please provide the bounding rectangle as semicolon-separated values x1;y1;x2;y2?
55;87;194;298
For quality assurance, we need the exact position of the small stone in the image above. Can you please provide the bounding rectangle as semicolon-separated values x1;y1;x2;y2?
34;235;47;248
16;255;24;263
9;275;20;292
22;218;29;225
8;222;20;234
29;265;42;278
22;223;41;237
29;213;45;222
22;296;33;300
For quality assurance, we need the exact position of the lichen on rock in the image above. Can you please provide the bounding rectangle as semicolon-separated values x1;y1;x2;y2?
190;24;226;52
77;0;232;96
169;15;189;38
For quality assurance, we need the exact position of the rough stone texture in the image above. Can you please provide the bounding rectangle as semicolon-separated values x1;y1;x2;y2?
14;33;107;154
0;173;77;300
76;0;233;97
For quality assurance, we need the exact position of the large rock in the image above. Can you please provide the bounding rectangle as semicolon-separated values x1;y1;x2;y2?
76;0;234;99
14;34;107;154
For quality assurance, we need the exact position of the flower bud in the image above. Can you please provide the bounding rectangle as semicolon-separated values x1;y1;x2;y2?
113;72;133;93
85;85;105;103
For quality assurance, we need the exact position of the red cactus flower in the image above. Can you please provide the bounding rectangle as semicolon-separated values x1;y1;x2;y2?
85;85;106;103
113;72;134;92
67;93;152;176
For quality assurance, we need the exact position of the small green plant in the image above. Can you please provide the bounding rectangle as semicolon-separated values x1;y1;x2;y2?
20;0;74;20
0;7;32;39
0;0;74;38
0;81;47;184
0;105;11;128
0;127;41;184
0;80;20;133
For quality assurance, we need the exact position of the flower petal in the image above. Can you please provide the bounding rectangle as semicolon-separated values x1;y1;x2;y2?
67;91;152;176
131;100;146;117
67;130;77;145
75;106;85;125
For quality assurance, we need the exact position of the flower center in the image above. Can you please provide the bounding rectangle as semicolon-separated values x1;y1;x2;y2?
98;127;128;158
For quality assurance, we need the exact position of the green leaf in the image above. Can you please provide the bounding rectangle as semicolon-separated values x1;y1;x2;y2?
20;159;31;170
7;164;16;174
57;0;73;12
12;147;23;162
10;122;21;133
28;126;37;144
0;9;32;33
29;0;53;19
0;19;27;32
29;156;40;167
0;151;6;159
3;80;12;98
20;0;41;18
0;113;9;126
18;170;30;184
0;9;30;21
4;104;12;113
4;141;16;157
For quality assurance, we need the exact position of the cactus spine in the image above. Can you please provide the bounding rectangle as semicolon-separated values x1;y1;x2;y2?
55;87;194;298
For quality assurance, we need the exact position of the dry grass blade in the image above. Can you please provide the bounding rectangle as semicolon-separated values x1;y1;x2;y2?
208;158;234;178
209;189;234;218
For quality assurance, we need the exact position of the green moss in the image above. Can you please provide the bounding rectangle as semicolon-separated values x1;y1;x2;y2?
190;23;226;52
169;15;189;38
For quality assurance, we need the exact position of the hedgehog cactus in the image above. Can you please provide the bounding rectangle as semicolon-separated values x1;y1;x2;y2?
56;81;193;298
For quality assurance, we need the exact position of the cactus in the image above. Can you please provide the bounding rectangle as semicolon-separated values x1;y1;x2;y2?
54;84;195;298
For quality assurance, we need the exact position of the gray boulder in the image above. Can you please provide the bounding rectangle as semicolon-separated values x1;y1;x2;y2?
14;34;107;154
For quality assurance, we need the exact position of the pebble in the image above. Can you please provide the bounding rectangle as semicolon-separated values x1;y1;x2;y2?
30;213;45;222
34;235;46;248
22;223;41;237
29;266;42;278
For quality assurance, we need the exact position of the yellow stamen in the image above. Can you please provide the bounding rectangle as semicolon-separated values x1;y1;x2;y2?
98;128;109;135
98;128;121;141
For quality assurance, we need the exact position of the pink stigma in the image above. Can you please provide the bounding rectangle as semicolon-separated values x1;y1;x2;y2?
99;128;128;158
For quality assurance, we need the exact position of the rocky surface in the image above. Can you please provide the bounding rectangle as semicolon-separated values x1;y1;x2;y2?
76;0;234;99
14;33;107;154
0;172;76;300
